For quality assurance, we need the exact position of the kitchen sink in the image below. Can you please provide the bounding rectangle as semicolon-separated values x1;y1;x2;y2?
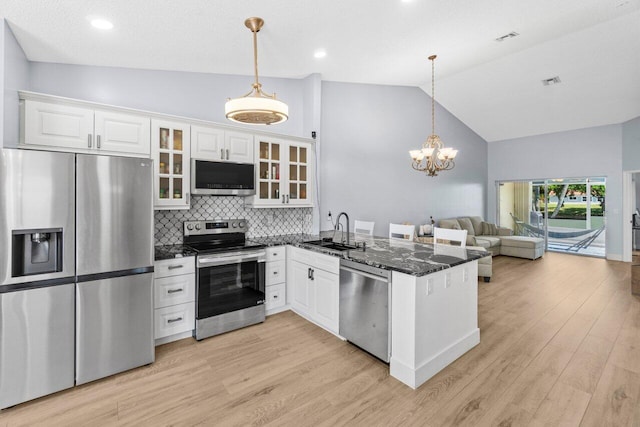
303;239;358;252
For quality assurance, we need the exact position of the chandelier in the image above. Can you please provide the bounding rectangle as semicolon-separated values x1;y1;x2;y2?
225;17;288;125
409;55;458;177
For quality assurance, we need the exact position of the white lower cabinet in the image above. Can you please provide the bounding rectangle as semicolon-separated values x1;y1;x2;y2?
154;303;195;340
287;247;339;334
153;256;195;344
265;246;287;315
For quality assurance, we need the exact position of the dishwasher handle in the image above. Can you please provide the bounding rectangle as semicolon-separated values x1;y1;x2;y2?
340;265;390;283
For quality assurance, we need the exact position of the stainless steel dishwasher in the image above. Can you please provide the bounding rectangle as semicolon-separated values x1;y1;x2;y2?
339;259;392;362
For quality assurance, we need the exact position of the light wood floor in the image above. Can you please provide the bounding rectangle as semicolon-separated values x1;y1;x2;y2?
2;252;639;426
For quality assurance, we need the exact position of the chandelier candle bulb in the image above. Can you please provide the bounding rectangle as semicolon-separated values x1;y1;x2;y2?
409;55;458;177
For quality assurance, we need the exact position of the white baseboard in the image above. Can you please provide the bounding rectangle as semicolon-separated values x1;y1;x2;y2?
154;330;193;346
390;328;480;389
607;253;623;261
266;304;290;316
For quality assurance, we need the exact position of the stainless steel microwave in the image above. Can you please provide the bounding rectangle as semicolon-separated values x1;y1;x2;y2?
191;159;256;196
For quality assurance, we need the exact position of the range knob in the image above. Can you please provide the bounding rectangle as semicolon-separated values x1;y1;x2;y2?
195;224;202;230
232;222;238;228
186;224;194;231
238;221;246;228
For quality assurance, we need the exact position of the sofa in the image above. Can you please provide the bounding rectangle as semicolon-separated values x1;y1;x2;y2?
438;216;544;260
438;216;512;256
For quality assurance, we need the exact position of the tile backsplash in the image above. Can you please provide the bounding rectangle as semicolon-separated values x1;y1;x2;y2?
154;196;313;246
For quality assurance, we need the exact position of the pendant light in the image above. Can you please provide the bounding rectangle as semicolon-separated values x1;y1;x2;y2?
409;55;458;176
225;17;288;125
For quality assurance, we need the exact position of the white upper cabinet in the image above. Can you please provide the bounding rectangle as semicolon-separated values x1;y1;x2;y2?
21;99;150;157
151;119;191;210
191;125;254;163
94;111;151;155
246;137;313;208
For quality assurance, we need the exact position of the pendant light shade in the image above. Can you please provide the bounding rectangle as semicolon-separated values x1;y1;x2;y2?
225;17;288;125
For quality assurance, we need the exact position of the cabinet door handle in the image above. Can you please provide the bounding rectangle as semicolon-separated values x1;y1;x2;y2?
273;294;278;299
273;271;278;275
167;317;183;324
186;192;190;205
308;268;311;279
167;288;183;294
286;195;289;203
310;268;314;281
168;265;184;270
221;148;224;159
282;195;285;204
88;134;92;148
97;135;101;149
226;149;230;160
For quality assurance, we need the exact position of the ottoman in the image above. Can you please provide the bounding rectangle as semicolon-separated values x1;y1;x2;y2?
500;236;544;260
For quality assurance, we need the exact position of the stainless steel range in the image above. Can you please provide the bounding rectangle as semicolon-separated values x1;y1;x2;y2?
184;219;266;340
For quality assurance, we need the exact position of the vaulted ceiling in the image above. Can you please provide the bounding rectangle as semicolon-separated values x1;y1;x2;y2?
3;0;640;141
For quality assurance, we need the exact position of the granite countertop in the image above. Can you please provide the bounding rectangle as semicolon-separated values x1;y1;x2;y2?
250;232;487;277
155;232;485;276
154;244;198;261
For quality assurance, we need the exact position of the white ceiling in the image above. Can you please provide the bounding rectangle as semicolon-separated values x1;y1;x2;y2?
3;0;640;142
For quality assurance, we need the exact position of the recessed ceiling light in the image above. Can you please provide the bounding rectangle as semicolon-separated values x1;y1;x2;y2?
90;18;114;30
314;49;327;59
542;76;561;86
495;31;519;42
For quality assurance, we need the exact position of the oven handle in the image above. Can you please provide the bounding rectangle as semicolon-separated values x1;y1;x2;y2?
198;250;266;267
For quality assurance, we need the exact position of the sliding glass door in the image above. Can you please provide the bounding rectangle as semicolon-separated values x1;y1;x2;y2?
498;177;606;257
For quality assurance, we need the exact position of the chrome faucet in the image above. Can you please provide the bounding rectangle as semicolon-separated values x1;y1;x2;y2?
334;212;350;245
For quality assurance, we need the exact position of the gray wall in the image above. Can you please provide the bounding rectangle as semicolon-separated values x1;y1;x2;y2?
488;124;623;259
319;81;488;236
2;20;29;147
24;62;489;237
622;116;640;171
29;62;306;139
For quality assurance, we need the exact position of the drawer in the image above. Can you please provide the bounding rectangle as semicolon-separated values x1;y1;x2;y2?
266;260;286;286
154;256;195;278
289;246;339;274
154;274;195;308
266;283;285;311
154;302;195;339
266;246;285;262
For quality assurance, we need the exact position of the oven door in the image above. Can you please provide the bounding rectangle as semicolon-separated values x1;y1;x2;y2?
196;250;265;319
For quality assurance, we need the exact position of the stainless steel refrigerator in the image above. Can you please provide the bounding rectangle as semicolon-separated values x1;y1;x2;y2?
0;149;154;409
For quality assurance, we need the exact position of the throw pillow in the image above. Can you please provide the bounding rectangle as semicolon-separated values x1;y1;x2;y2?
469;216;484;236
482;221;498;235
438;218;461;230
457;217;475;236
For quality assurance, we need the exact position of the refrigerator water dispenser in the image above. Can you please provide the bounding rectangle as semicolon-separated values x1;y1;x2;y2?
11;228;63;277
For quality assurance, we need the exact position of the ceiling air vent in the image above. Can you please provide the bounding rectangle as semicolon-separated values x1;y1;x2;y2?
495;31;519;42
542;76;561;86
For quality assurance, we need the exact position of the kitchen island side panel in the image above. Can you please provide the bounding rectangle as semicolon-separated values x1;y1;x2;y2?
390;261;480;389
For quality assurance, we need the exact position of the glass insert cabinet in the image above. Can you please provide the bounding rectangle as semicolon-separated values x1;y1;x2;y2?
152;119;191;210
246;137;313;207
